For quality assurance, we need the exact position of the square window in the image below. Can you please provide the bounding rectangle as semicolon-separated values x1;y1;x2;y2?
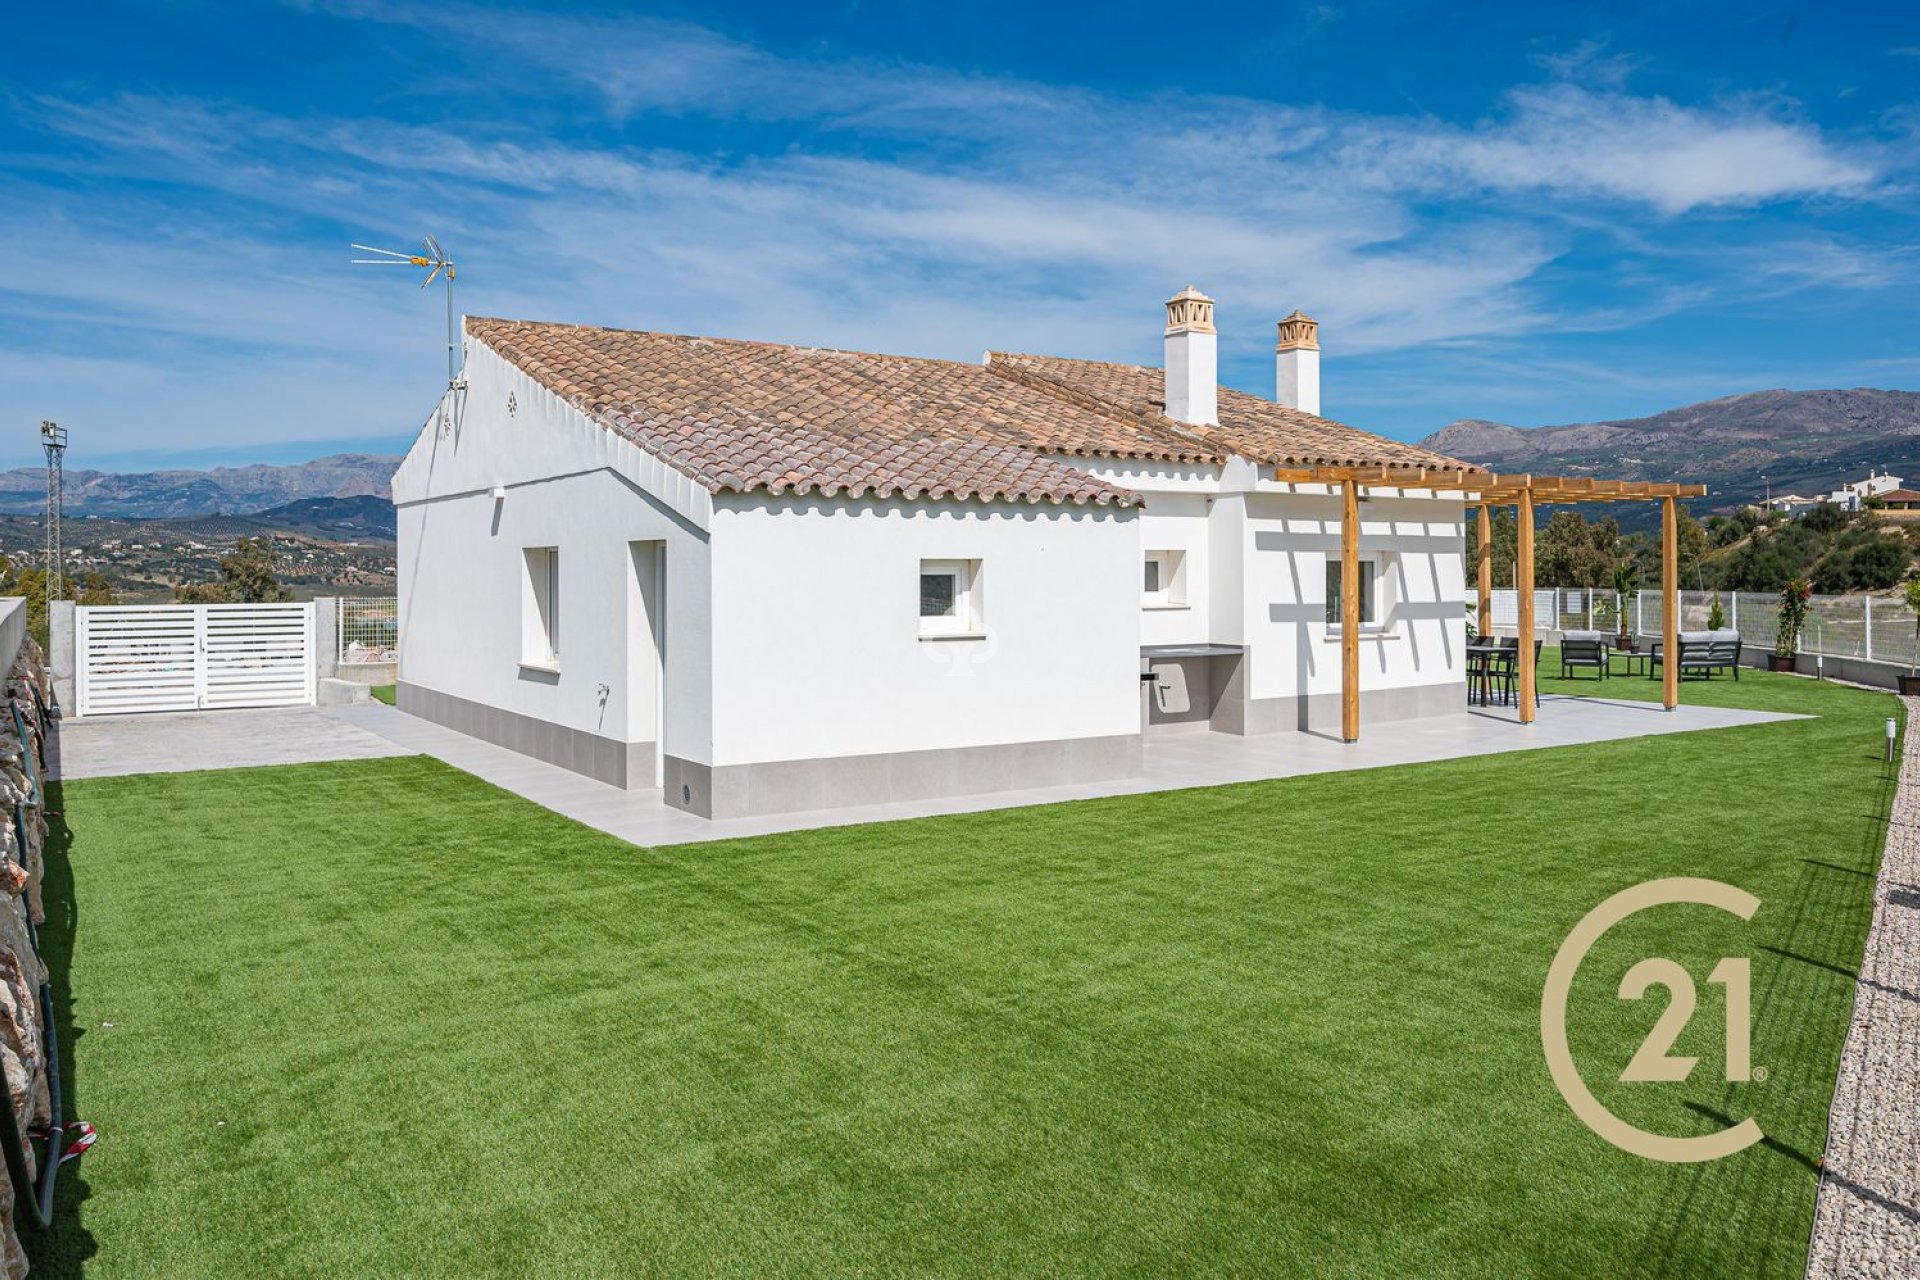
919;559;977;636
921;571;957;618
1325;556;1380;629
1143;549;1185;608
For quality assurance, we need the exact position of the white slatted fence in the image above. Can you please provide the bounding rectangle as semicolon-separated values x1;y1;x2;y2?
77;603;315;717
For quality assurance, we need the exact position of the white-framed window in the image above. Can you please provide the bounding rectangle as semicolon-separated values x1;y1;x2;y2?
1325;554;1382;630
1143;549;1187;608
919;559;979;637
522;546;561;667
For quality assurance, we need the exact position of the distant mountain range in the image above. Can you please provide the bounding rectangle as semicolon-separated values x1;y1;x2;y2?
0;453;400;520
247;495;397;542
18;391;1920;542
1420;389;1920;512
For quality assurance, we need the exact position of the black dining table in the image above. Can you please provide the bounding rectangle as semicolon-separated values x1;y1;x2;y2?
1465;642;1507;706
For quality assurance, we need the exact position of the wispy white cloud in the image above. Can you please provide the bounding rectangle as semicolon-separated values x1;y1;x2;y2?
2;4;1904;464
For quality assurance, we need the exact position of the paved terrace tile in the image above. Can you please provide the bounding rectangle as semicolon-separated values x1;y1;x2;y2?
47;705;416;780
324;694;1803;849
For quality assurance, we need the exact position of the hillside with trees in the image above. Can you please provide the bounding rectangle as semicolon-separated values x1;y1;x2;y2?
1469;500;1917;597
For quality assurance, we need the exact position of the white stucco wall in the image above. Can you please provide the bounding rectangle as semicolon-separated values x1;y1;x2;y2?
393;339;713;761
391;333;714;528
394;332;1465;776
1136;493;1212;647
1080;457;1466;703
1236;490;1467;704
705;494;1141;766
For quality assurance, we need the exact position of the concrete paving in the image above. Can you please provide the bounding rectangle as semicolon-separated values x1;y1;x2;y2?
325;693;1803;848
48;705;415;781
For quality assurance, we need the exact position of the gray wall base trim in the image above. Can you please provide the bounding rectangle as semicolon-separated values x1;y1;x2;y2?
666;733;1144;820
1235;681;1465;736
396;681;655;790
1738;647;1906;690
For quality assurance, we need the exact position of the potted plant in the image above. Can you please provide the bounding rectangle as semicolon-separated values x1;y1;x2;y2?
1611;562;1639;650
1707;592;1726;631
1772;578;1811;672
1593;593;1616;636
1901;578;1920;695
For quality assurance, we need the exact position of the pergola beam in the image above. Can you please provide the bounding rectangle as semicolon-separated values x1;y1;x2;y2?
1269;464;1706;505
1272;465;1490;490
1469;481;1707;504
1292;461;1704;744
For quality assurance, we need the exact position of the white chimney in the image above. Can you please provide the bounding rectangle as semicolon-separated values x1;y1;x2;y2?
1163;285;1218;426
1275;309;1320;416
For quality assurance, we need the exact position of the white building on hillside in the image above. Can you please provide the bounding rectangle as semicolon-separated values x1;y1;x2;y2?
391;289;1475;819
1828;470;1904;511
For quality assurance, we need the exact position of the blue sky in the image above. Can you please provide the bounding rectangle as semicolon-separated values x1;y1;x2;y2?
4;1;1918;471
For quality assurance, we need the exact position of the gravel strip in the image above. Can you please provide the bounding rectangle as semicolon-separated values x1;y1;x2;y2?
1805;696;1920;1278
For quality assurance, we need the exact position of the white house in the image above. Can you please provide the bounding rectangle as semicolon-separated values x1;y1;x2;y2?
391;289;1477;819
1827;470;1904;511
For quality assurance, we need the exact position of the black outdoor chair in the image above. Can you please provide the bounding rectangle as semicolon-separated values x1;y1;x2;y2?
1560;631;1609;681
1492;639;1545;708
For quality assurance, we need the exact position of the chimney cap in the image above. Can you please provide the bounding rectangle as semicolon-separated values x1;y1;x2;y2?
1276;309;1319;352
1165;285;1216;336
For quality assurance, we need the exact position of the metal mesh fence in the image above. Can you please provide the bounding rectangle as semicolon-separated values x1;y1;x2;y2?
1469;587;1912;666
1874;603;1920;671
338;597;398;665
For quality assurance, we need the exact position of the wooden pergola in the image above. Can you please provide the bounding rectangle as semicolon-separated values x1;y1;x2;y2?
1271;466;1709;742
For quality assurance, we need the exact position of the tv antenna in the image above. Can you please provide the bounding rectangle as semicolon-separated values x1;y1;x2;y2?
351;236;464;391
40;421;66;638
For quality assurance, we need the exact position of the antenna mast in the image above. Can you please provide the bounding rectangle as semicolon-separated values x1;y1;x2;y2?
350;236;464;391
40;422;66;613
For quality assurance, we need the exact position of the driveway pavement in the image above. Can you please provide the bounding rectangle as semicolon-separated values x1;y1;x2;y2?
48;706;415;780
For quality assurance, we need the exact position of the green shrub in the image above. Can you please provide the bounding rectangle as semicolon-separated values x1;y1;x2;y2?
1776;578;1812;658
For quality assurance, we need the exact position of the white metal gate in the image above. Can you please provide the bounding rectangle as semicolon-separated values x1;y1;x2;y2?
77;603;316;717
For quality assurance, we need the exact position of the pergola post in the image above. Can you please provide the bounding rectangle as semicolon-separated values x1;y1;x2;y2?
1341;479;1361;743
1475;504;1492;637
1662;496;1679;712
1268;465;1705;732
1517;487;1536;724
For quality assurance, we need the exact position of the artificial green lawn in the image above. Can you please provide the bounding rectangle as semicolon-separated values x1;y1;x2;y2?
368;683;395;706
28;664;1897;1276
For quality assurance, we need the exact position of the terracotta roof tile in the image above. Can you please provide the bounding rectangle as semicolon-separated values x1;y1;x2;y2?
466;317;1475;509
467;318;1172;507
985;352;1477;472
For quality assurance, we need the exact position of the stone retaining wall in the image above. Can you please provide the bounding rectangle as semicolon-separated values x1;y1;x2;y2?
0;601;58;1275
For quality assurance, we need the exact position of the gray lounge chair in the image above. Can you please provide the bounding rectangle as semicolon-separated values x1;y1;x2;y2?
1560;630;1609;680
1648;630;1742;680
